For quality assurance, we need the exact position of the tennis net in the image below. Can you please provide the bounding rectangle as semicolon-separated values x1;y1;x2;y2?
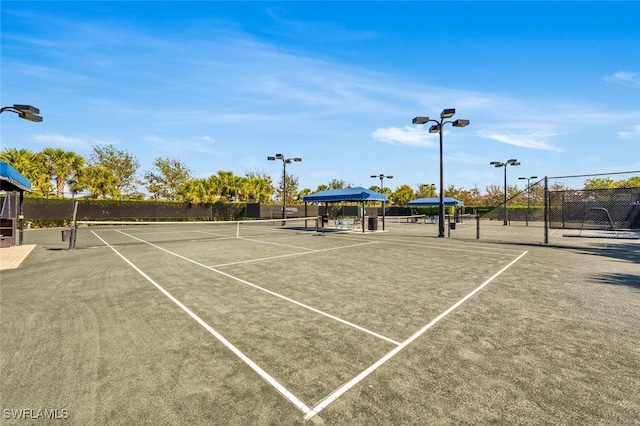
71;217;319;249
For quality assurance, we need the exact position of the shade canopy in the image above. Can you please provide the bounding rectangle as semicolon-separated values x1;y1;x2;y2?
0;162;31;192
303;187;387;203
406;197;463;207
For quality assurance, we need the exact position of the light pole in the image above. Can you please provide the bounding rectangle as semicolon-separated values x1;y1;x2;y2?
413;109;469;237
518;175;538;226
490;159;520;225
267;154;301;221
0;104;43;122
371;174;393;231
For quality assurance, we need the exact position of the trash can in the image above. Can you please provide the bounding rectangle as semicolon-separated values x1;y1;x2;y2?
61;229;71;241
449;222;456;230
368;217;378;231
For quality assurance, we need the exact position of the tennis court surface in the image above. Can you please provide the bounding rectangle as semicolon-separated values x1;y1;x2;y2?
1;220;638;425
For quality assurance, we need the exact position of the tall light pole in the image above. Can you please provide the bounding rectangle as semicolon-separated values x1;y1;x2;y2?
371;174;393;231
490;159;520;225
413;109;469;237
267;154;301;221
0;104;42;122
518;175;538;226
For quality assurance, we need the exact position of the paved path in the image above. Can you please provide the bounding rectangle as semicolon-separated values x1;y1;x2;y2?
0;245;36;270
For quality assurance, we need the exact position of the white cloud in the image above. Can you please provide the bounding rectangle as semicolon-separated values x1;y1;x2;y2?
478;130;563;152
618;124;640;140
32;134;91;151
371;126;437;148
603;71;640;89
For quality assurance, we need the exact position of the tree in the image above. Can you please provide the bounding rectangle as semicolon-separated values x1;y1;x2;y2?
42;148;85;197
71;165;120;198
274;174;300;203
143;157;192;200
0;148;53;195
390;184;415;206
89;144;140;195
416;183;437;198
244;171;272;202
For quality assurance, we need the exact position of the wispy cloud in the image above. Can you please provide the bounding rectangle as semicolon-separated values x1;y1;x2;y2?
32;134;92;151
618;124;640;140
603;71;640;89
478;130;563;152
371;126;437;148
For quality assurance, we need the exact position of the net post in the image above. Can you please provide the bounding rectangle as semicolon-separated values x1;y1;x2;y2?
544;176;549;245
476;214;480;239
69;200;78;250
236;221;240;238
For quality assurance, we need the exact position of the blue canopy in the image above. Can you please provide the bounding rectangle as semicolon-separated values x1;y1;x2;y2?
303;187;387;203
406;197;463;206
0;162;31;192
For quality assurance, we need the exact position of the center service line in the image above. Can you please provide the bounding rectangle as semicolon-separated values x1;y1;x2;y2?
90;231;312;415
304;250;529;421
115;230;401;346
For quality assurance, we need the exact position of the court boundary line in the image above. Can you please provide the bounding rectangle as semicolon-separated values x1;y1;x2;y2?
110;230;401;346
89;231;313;416
211;240;378;268
324;233;525;256
95;228;527;422
304;250;529;420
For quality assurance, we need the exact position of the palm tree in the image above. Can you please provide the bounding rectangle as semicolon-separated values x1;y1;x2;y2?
72;166;120;198
0;148;54;196
43;148;85;197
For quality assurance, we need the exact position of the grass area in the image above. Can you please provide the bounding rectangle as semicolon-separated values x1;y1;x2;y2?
1;226;638;425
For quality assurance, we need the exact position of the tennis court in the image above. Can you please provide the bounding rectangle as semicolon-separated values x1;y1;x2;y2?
1;219;638;425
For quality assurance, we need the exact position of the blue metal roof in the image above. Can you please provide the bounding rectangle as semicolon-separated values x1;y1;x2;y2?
406;197;463;206
0;162;31;192
303;187;387;203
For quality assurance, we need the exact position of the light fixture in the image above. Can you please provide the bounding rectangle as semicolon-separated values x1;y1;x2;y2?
412;108;469;237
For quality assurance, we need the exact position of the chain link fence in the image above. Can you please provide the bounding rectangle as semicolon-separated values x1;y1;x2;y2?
449;171;640;251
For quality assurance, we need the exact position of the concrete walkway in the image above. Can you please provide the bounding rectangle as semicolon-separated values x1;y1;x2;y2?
0;245;36;270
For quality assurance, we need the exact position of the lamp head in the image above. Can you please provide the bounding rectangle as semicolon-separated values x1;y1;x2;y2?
507;159;518;165
452;119;469;127
275;153;283;159
13;104;40;115
20;113;43;122
428;124;440;133
441;108;455;119
267;156;276;161
412;116;429;125
293;157;302;162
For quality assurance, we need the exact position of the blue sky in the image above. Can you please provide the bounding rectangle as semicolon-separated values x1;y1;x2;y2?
2;1;639;194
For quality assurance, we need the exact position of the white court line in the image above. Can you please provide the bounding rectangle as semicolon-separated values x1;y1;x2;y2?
304;250;529;421
212;241;378;268
90;231;312;416
114;230;400;346
324;233;524;256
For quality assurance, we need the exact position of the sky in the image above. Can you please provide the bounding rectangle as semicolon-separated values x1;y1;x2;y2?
1;1;639;195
